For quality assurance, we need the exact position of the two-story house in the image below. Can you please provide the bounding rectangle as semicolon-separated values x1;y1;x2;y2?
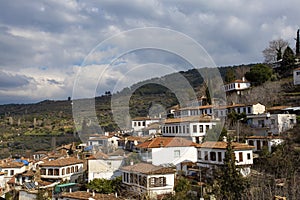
161;116;218;143
131;117;161;135
223;77;251;94
136;137;198;170
245;135;284;152
247;113;297;136
39;157;84;183
87;150;125;182
121;162;175;199
197;141;254;177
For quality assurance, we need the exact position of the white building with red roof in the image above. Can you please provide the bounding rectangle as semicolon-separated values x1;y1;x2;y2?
197;141;254;177
224;77;251;94
121;162;175;199
39;157;84;183
131;117;160;134
161;116;218;143
136;137;198;169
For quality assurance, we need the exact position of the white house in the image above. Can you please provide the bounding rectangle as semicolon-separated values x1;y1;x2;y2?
245;136;284;152
173;103;265;119
136;137;198;170
87;134;120;151
0;160;27;183
161;116;218;143
197;141;254;177
293;67;300;85
131;117;161;134
39;157;84;183
224;77;251;94
87;150;125;182
247;113;297;135
121;162;175;199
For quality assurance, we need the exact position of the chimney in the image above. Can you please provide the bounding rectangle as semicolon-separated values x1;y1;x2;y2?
87;189;89;193
92;191;95;197
242;77;245;82
69;188;72;193
130;161;134;166
223;136;227;142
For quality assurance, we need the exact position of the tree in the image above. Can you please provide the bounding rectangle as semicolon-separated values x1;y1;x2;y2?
86;177;122;194
244;64;273;85
281;45;295;67
216;138;249;200
225;68;236;83
296;29;300;57
262;39;289;63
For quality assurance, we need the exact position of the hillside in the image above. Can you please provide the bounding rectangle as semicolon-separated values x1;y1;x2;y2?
1;63;299;158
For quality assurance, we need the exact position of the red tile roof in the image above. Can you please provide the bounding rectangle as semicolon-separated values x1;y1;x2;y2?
137;137;197;149
60;191;120;200
246;136;283;139
121;162;175;175
164;116;216;124
196;141;254;150
0;161;24;168
39;157;83;167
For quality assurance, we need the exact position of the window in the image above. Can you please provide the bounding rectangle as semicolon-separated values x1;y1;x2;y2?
40;169;46;175
54;169;59;176
238;83;240;88
182;126;185;133
238;152;243;162
186;126;189;133
193;125;197;133
248;140;254;146
178;126;181;133
271;119;275;125
48;169;53;175
174;150;180;158
175;126;178;133
263;141;268;147
67;167;70;174
138;122;141;126
204;151;208;160
62;168;65;175
10;170;14;176
75;166;79;172
218;152;222;162
258;120;265;127
198;150;202;160
205;125;210;132
143;121;146;126
134;122;137;127
297;71;300;75
172;126;175;133
149;177;166;187
210;152;216;161
199;125;203;133
247;107;251;114
247;153;251;160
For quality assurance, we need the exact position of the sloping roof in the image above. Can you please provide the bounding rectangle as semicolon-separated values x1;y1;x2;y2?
293;67;300;71
197;141;254;150
59;191;120;200
245;136;283;139
0;161;24;168
132;117;159;121
121;162;175;175
137;137;197;149
40;157;83;167
87;152;109;160
267;106;290;111
164;116;216;124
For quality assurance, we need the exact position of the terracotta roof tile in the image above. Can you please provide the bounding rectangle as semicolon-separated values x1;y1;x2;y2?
267;106;290;111
40;157;83;167
60;191;120;200
0;161;24;168
196;141;254;150
164;116;216;124
137;137;197;149
246;136;283;139
121;163;175;175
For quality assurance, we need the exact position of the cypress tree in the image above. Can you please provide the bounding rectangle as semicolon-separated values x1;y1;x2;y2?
296;29;300;57
218;138;249;200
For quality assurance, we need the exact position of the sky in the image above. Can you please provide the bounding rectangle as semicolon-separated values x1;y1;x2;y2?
1;0;300;104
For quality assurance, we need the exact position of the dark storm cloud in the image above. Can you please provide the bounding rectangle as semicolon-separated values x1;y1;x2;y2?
0;71;30;89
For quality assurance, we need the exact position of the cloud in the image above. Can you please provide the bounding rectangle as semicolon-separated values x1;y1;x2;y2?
1;0;300;104
0;71;31;89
